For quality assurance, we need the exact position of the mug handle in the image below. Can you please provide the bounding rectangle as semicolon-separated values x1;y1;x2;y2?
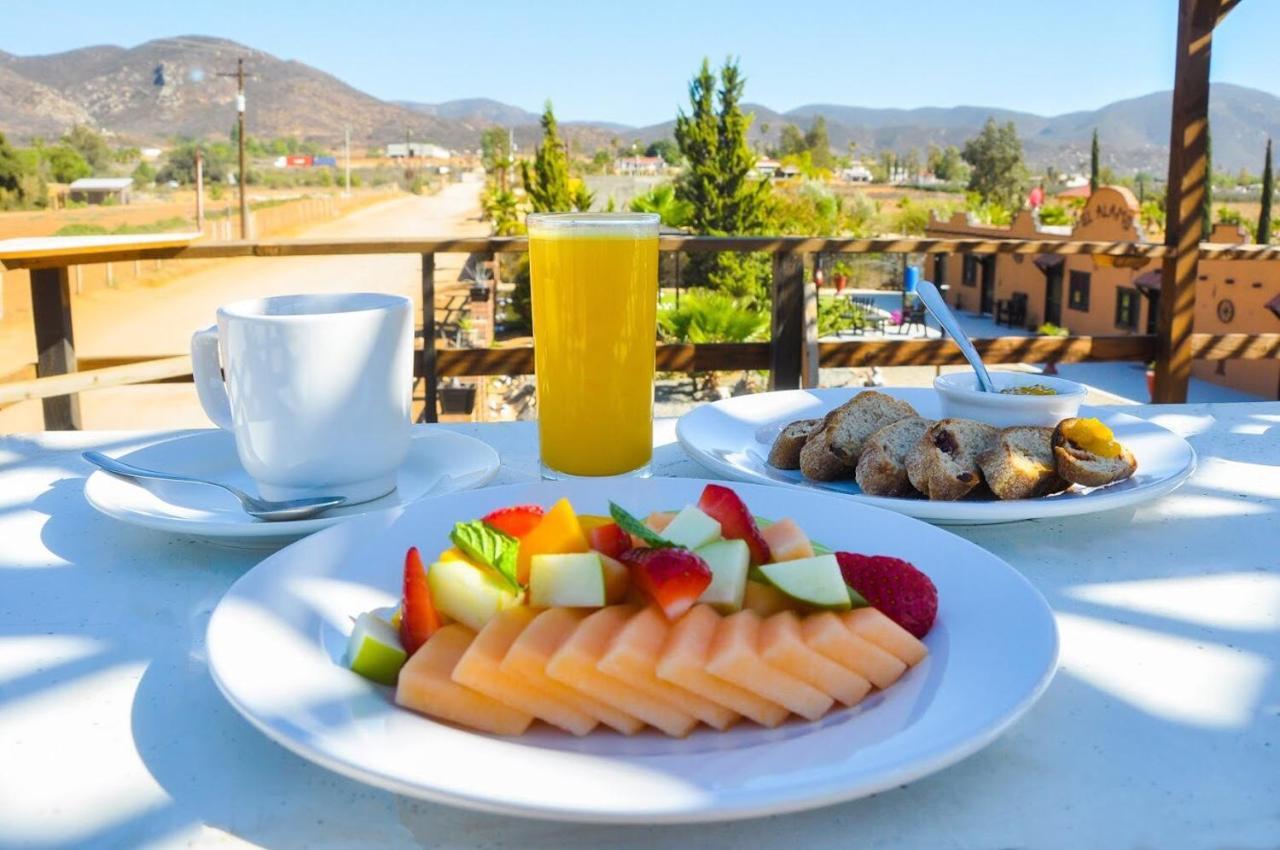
190;325;234;430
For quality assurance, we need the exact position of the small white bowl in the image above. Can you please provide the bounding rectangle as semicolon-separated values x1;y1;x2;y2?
934;371;1086;428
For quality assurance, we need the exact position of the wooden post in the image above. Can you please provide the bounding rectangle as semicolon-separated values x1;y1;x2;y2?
802;253;820;388
1154;0;1223;403
420;252;438;423
30;266;82;430
770;250;805;390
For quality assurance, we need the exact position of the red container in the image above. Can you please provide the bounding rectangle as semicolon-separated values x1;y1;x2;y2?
285;155;313;167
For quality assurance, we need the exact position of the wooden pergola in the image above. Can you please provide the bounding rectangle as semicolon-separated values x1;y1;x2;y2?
0;0;1275;428
1154;0;1243;402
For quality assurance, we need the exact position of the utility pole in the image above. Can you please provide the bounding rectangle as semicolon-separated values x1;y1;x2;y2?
344;125;351;196
217;58;250;239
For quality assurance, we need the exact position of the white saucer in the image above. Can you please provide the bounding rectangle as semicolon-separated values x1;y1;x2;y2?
83;427;500;548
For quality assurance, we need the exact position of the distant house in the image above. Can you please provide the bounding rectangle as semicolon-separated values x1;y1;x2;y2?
386;142;451;159
752;157;781;179
840;164;873;183
67;177;132;205
615;156;666;175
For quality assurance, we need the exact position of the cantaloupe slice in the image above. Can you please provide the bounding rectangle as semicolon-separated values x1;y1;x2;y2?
395;624;532;736
657;605;789;728
645;511;676;533
843;608;929;666
759;518;815;562
759;611;871;706
516;498;589;584
741;579;794;617
598;606;737;730
500;608;643;735
801;611;907;689
452;607;598;736
705;610;833;721
547;606;698;738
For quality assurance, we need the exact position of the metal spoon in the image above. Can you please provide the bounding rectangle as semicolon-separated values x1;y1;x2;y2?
914;280;997;393
82;451;348;521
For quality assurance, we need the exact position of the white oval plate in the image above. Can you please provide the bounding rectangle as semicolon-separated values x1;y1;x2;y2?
206;477;1058;823
84;426;500;548
676;387;1196;525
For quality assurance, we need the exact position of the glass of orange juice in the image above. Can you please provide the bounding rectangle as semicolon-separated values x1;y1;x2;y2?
527;212;660;478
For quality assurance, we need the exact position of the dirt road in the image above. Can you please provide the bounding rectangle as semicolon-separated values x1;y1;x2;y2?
2;182;485;431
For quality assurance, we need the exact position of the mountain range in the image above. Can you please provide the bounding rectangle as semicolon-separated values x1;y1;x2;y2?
1;36;1277;174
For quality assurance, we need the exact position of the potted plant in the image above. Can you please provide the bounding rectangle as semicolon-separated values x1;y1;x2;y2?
832;260;852;293
439;378;477;414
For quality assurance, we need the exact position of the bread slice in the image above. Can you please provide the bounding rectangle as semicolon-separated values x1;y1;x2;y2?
905;418;999;501
854;417;933;497
797;392;917;482
767;418;823;469
1052;418;1138;487
979;426;1071;500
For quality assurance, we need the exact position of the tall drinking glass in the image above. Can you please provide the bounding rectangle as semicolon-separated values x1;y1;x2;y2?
528;212;660;478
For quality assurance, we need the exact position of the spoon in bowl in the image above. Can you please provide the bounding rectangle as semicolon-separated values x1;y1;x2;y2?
82;451;348;521
913;279;997;393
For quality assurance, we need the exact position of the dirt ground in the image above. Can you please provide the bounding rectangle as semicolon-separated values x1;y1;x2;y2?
0;183;487;432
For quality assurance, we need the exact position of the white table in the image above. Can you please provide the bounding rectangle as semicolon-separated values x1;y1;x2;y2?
1;405;1277;849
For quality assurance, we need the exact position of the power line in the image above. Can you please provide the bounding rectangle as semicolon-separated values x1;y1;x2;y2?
215;58;252;239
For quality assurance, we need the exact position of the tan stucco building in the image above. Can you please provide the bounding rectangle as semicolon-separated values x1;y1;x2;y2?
925;186;1280;399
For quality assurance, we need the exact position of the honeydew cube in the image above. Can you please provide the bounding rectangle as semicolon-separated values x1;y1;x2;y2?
660;505;722;549
757;554;851;611
529;552;606;608
346;612;407;686
694;539;750;612
427;558;521;632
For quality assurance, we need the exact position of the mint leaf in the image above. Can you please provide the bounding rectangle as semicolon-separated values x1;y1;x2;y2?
450;520;521;590
608;501;682;549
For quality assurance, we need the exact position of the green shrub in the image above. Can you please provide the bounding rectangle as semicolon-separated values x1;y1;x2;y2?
657;289;768;343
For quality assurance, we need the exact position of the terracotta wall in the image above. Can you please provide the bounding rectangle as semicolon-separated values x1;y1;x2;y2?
924;188;1280;399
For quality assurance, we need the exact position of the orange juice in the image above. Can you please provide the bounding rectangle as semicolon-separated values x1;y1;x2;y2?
528;214;659;476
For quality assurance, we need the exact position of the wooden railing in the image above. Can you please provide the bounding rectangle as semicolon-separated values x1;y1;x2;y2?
2;234;1278;429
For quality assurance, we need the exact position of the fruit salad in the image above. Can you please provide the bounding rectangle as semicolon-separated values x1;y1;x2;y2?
345;483;938;737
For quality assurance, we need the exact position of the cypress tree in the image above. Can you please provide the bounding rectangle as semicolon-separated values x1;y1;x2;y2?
1202;130;1213;241
1258;138;1273;245
674;58;772;298
521;102;573;213
1089;129;1099;193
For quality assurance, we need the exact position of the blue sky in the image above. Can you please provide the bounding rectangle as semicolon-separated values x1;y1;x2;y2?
3;1;1277;126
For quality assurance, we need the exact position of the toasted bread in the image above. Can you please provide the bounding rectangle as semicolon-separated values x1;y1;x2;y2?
979;426;1071;500
854;417;933;497
767;418;824;469
905;418;999;501
1052;418;1137;487
797;392;917;481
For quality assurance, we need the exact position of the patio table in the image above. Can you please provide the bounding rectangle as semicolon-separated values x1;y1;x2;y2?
1;403;1277;849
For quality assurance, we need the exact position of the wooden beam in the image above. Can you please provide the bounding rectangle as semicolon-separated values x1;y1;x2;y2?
0;355;191;406
769;250;806;390
420;253;438;423
29;266;81;429
819;335;1157;368
1154;0;1217;403
801;256;820;387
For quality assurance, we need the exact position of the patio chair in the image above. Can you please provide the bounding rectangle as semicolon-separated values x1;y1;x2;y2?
899;302;927;335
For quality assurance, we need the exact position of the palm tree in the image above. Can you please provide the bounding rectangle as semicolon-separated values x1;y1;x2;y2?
629;183;693;228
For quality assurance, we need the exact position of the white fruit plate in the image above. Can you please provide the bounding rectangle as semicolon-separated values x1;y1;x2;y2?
206;477;1058;823
676;387;1196;525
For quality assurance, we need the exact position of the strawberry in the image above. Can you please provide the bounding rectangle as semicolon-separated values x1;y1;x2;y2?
587;521;631;559
697;484;771;565
401;546;442;655
482;504;545;538
619;547;713;621
835;552;937;639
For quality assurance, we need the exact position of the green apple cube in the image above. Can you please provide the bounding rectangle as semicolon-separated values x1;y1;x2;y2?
757;554;851;611
695;539;750;612
346;612;407;685
662;505;722;549
427;558;521;631
529;552;606;608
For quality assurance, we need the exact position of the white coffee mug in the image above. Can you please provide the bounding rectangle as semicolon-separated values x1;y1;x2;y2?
191;292;413;503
